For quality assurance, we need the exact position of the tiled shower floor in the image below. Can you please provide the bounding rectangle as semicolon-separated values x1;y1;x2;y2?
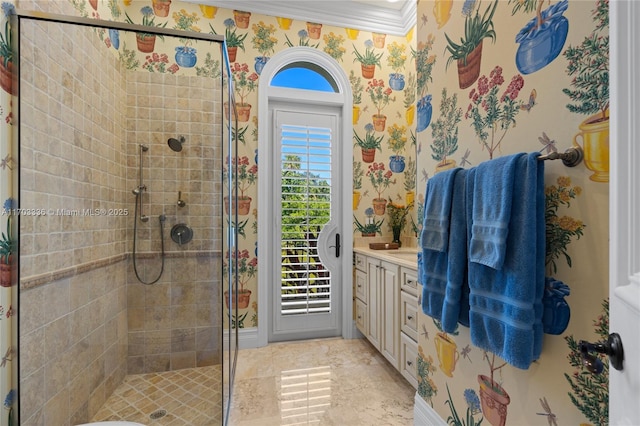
91;365;222;425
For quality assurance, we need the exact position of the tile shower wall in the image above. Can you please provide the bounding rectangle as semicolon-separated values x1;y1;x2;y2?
18;15;129;425
124;72;222;373
16;1;225;424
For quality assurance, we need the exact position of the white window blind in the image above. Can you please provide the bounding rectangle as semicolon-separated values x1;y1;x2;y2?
280;124;332;315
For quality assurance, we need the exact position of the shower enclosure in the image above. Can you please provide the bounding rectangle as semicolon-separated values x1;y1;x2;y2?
13;10;238;425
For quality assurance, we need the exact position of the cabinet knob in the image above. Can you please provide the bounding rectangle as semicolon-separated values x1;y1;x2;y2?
407;279;414;285
407;315;413;320
357;283;362;288
357;315;362;319
407;360;413;366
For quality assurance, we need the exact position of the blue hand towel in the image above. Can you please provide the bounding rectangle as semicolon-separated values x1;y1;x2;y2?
420;168;459;320
469;153;525;270
441;168;470;333
467;153;545;369
421;168;459;252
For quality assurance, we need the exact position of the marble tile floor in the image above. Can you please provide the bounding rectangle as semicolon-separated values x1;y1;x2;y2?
91;365;222;425
228;337;415;426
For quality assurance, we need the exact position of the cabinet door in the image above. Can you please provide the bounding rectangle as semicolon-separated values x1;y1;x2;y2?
400;332;419;389
366;258;381;349
380;260;400;369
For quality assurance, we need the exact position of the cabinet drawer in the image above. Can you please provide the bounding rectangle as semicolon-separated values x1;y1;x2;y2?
355;297;368;335
401;266;418;297
355;253;367;271
400;332;418;389
355;269;367;301
401;291;418;340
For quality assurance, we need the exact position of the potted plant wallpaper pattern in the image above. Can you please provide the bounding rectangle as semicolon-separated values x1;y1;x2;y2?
0;3;14;96
415;0;609;424
172;8;200;67
414;33;436;132
511;0;569;75
564;299;609;425
563;0;609;183
76;0;417;330
444;0;498;90
0;3;14;423
430;87;462;173
387;123;408;172
1;0;614;423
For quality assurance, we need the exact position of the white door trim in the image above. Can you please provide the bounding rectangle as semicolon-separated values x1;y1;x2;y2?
257;47;354;347
609;1;640;423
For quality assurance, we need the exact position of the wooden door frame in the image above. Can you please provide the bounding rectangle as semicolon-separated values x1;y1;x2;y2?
609;1;640;422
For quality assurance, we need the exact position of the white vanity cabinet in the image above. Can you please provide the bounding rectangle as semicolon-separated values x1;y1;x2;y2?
354;249;418;376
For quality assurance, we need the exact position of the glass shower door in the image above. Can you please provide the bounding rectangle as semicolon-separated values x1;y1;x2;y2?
221;39;239;425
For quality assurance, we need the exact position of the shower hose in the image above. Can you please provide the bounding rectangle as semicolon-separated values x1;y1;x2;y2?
132;191;166;285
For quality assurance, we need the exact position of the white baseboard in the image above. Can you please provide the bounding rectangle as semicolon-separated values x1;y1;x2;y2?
414;392;446;426
223;327;259;349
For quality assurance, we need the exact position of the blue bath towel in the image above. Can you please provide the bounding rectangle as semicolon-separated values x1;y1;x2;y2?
420;168;459;320
441;168;470;332
467;153;545;369
469;153;524;270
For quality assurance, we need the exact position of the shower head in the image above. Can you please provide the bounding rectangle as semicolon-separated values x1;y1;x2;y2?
168;136;185;152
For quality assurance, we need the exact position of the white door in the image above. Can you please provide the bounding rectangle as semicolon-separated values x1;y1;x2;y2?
268;106;343;342
609;1;640;423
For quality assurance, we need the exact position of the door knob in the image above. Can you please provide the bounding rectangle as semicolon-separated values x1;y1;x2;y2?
579;332;624;374
329;233;341;257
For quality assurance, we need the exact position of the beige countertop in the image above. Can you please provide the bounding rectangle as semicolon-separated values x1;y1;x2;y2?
353;246;419;269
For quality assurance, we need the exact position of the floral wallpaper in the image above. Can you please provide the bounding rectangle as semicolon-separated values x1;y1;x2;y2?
78;0;417;328
415;0;609;425
0;0;613;424
0;0;15;423
10;0;417;332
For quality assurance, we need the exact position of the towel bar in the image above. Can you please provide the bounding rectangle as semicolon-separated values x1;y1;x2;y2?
537;146;583;167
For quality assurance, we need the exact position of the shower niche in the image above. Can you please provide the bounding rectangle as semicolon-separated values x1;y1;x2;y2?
15;11;238;426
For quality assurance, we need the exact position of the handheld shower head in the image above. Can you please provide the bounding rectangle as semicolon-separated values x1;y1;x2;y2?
168;136;185;152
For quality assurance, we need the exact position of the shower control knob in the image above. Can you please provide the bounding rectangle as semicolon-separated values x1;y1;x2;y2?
171;223;193;246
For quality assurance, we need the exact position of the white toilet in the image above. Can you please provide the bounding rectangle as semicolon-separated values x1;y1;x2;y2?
76;422;146;426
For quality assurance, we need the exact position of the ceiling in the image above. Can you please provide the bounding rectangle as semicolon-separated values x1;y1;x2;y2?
189;0;417;36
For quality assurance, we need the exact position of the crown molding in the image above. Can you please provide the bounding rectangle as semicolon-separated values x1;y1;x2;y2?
188;1;416;36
